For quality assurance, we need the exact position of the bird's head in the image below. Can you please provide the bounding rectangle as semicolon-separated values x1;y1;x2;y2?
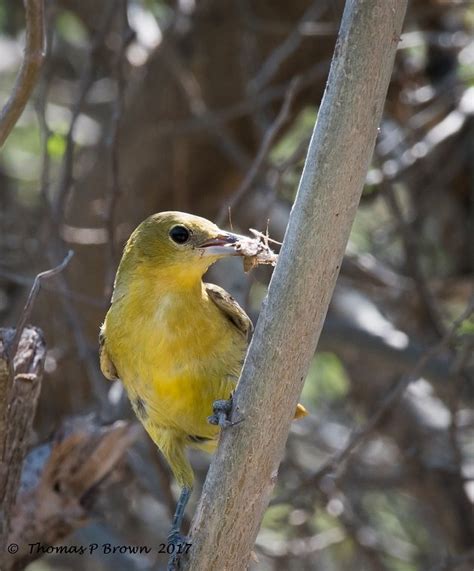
115;211;247;292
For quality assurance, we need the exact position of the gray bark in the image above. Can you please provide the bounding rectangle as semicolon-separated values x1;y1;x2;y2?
183;1;408;570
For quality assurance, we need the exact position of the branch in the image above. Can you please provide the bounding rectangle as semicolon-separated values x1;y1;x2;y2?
382;180;447;337
215;77;300;226
0;327;46;555
248;1;335;93
0;0;45;147
0;252;72;556
5;417;140;571
183;1;408;569
8;250;74;363
54;0;118;223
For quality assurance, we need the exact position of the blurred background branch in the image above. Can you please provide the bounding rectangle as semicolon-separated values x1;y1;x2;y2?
0;0;44;146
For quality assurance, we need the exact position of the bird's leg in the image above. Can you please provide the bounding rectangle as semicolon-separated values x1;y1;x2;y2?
168;485;191;544
208;392;240;428
167;486;192;571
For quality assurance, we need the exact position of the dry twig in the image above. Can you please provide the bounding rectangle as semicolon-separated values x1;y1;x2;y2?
54;0;118;221
8;250;73;364
216;77;300;225
249;1;334;93
0;327;46;557
5;417;140;571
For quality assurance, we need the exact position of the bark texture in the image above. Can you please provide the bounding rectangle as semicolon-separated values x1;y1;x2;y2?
0;327;45;559
183;2;408;569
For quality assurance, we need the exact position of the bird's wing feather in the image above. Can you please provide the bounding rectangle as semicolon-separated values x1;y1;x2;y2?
99;327;119;381
205;283;253;338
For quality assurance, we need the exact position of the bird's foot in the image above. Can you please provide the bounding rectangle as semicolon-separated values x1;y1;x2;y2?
208;396;233;428
166;530;192;571
166;486;192;570
208;395;244;428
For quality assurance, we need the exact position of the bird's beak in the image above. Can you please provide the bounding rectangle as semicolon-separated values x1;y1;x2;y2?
197;231;247;257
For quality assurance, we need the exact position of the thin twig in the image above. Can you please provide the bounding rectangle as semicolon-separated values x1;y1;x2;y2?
104;0;130;297
383;181;447;338
216;76;300;225
44;248;112;413
8;250;74;363
160;41;251;173
0;0;45;147
34;0;55;209
0;267;104;308
155;60;330;138
54;0;118;222
275;135;311;173
249;0;332;93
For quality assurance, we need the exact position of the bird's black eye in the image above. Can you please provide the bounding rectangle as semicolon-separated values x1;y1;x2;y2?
169;225;190;244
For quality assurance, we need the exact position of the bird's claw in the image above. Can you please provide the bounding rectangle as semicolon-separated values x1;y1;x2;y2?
167;529;189;545
166;486;192;571
208;396;244;428
208;397;233;428
166;531;191;571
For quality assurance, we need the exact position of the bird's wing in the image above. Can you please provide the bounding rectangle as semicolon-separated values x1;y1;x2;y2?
99;327;119;381
205;283;253;338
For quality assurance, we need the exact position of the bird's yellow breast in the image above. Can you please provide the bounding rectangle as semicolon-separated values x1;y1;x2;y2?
104;275;246;439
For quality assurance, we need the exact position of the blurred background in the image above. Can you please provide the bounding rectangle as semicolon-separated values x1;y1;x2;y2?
1;0;474;570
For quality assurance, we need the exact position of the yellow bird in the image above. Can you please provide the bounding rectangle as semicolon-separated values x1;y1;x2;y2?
99;212;307;563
